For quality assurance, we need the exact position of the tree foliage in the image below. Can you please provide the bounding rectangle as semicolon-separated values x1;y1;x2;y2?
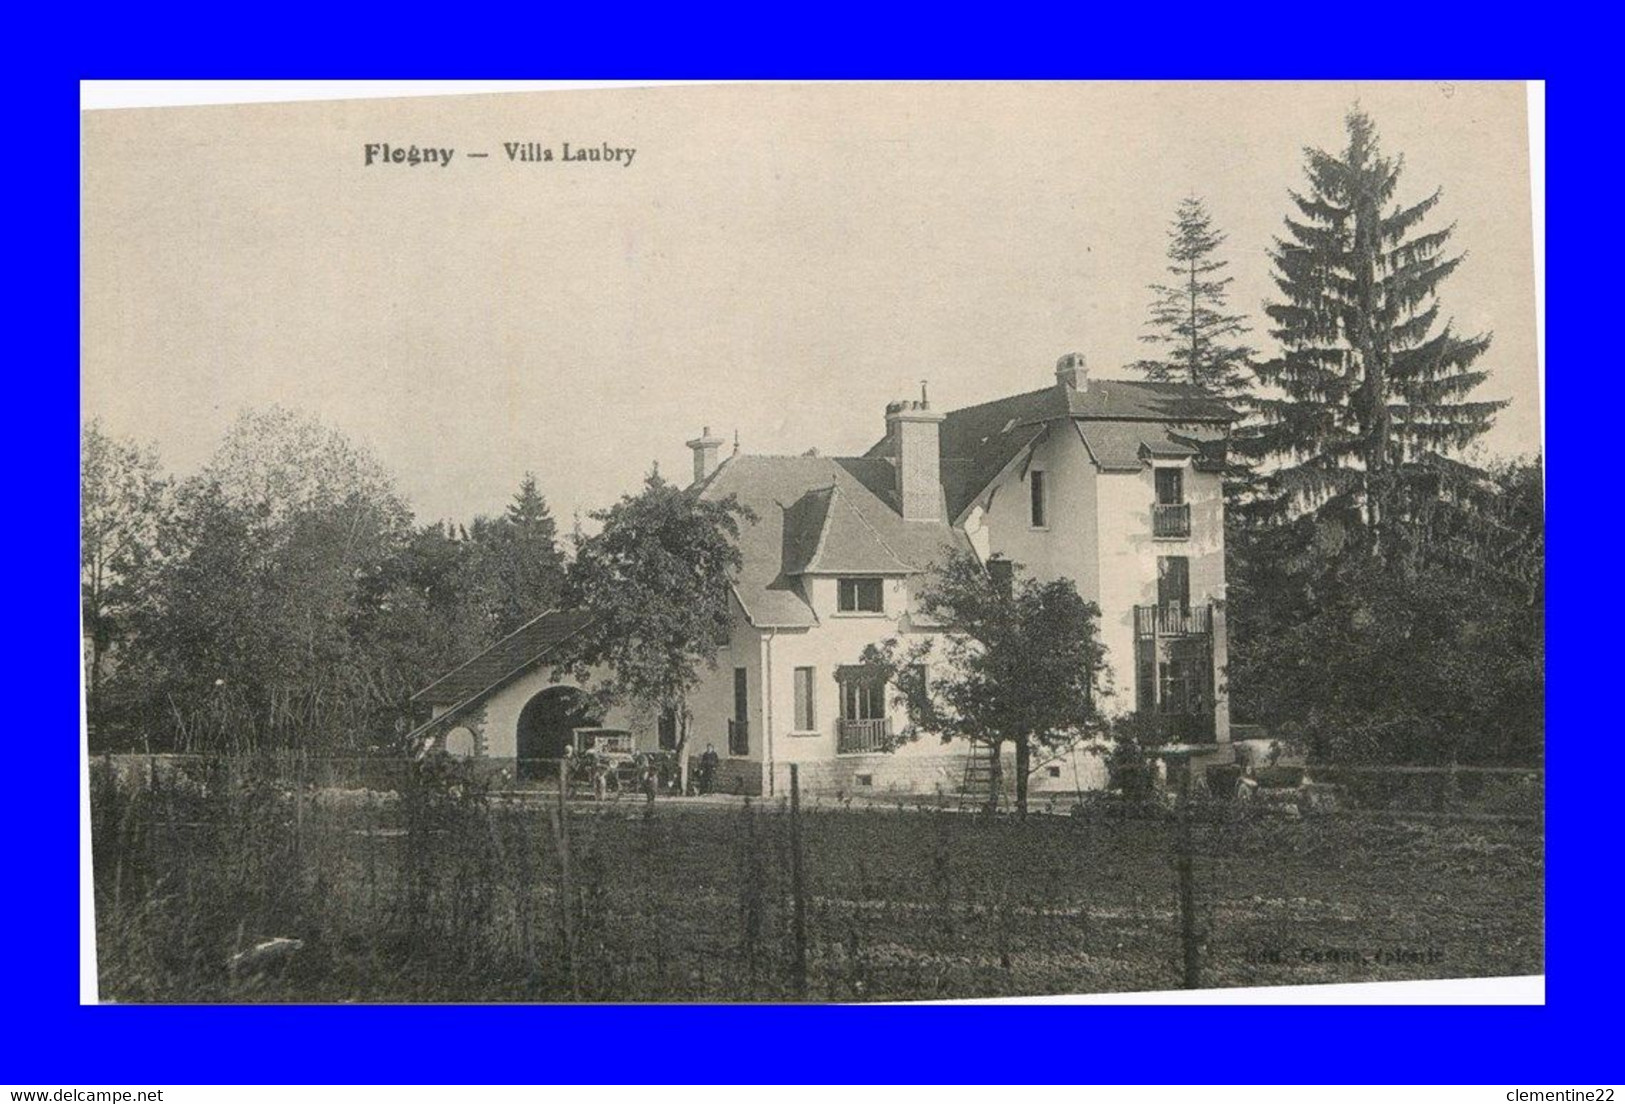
464;473;566;637
1131;196;1257;405
87;409;568;754
556;469;754;787
1227;457;1543;765
1248;107;1505;543
862;550;1108;815
1224;108;1538;767
81;420;171;734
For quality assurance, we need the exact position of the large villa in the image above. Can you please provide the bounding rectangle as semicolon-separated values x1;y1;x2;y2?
412;353;1236;796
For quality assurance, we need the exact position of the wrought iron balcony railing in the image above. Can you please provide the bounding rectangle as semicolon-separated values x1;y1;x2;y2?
1134;604;1213;639
1152;502;1191;539
836;717;891;754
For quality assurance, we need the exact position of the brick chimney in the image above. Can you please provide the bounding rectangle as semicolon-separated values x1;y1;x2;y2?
1056;351;1088;392
687;425;726;484
885;388;945;522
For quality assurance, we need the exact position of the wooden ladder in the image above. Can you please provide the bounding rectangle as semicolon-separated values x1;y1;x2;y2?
958;741;1003;813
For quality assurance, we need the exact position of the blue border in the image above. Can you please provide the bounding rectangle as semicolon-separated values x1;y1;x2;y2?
19;11;1589;1084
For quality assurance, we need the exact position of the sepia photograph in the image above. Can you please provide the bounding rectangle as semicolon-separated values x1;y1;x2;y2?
80;80;1543;1004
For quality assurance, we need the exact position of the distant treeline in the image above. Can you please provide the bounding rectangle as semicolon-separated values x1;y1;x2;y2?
82;407;568;753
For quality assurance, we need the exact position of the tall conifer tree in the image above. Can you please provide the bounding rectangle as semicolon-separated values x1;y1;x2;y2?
1253;108;1504;543
1132;196;1256;405
472;472;566;636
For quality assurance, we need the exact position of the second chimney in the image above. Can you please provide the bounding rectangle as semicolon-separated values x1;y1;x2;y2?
885;395;945;522
687;425;726;484
1056;351;1088;392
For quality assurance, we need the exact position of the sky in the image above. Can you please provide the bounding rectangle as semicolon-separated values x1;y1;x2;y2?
81;81;1540;528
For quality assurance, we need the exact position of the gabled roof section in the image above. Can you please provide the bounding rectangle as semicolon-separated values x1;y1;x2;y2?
900;379;1236;518
780;485;835;575
698;454;968;628
795;484;914;576
411;608;595;707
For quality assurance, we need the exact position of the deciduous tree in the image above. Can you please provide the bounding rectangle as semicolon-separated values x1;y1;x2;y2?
80;420;170;736
557;469;753;791
862;550;1108;816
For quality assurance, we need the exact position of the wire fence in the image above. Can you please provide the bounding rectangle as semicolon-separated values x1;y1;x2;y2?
87;753;1543;1002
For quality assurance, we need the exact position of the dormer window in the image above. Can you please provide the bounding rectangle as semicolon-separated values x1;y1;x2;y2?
837;577;885;614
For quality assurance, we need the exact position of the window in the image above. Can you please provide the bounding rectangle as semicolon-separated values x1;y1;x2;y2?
444;726;476;758
837;577;885;613
729;667;749;755
1155;467;1184;506
1030;469;1048;527
1153;467;1191;539
842;679;886;721
1157;556;1190;613
1158;657;1203;715
793;667;817;731
1138;656;1157;712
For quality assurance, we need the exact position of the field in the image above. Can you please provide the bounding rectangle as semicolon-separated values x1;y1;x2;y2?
90;759;1543;1002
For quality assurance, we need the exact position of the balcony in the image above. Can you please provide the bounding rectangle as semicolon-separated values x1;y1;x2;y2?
1135;604;1212;639
1152;502;1191;539
837;717;891;754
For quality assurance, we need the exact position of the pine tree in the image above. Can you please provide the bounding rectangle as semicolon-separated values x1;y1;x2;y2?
467;473;567;637
1252;107;1505;543
1131;196;1256;404
506;472;558;537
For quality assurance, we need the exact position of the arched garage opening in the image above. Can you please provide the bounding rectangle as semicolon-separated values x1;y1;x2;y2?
516;686;602;779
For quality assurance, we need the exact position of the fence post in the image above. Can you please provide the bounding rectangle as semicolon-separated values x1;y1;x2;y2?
557;757;576;997
293;750;305;864
1178;779;1200;990
789;763;808;998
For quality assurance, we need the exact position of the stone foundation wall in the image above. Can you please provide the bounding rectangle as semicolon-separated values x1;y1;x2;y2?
769;753;995;799
772;747;1110;800
714;758;764;796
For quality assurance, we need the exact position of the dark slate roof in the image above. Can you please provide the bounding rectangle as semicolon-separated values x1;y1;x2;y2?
1065;378;1235;423
411;608;596;706
698;454;968;628
868;379;1236;520
797;484;915;575
780;485;835;574
1075;420;1228;472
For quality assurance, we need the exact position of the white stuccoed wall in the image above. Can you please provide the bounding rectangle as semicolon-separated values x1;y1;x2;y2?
1092;458;1228;734
974;420;1229;734
976;422;1100;601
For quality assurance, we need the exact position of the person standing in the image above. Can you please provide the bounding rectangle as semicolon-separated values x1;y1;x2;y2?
698;743;720;795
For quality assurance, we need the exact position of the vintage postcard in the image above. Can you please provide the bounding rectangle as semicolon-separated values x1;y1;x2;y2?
81;81;1542;1003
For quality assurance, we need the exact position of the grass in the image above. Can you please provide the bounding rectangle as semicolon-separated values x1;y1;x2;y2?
89;759;1543;1002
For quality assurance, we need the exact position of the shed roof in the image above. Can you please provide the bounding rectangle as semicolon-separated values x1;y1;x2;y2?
411;608;596;707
